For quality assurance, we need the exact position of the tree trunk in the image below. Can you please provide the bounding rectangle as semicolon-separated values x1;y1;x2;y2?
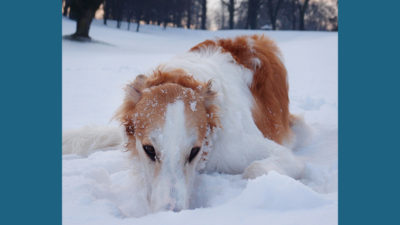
299;11;305;30
68;0;103;41
247;0;260;29
103;2;108;25
268;0;275;30
291;1;296;29
127;12;133;30
136;22;140;32
267;0;283;30
176;12;182;27
72;9;94;39
136;14;141;32
186;0;192;28
228;0;234;29
298;0;310;30
220;0;225;29
201;0;207;30
163;17;168;29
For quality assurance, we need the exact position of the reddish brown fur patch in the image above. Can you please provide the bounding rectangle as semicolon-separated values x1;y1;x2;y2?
146;68;220;131
147;69;200;90
115;69;220;156
191;35;292;144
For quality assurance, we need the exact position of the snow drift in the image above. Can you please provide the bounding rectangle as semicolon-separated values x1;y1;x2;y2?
62;18;337;225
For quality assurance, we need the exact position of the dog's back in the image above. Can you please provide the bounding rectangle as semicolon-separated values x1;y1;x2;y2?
63;35;304;169
191;35;292;144
145;35;296;174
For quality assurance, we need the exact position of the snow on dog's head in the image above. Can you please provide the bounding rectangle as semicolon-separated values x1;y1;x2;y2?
115;69;219;212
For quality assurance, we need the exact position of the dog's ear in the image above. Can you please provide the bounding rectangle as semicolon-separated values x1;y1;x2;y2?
202;80;220;131
126;74;147;104
202;80;216;108
114;75;148;135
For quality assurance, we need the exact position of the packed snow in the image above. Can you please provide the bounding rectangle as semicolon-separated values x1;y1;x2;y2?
62;18;338;225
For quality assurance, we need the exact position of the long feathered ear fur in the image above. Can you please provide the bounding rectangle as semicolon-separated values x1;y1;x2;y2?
202;80;220;131
114;75;148;135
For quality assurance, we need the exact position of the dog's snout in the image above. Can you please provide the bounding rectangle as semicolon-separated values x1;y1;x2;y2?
150;172;190;212
165;203;173;210
170;187;178;198
162;197;183;212
164;203;181;212
172;207;181;212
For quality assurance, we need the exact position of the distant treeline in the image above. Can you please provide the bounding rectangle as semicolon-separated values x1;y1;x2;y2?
224;0;338;31
101;0;209;31
63;0;337;39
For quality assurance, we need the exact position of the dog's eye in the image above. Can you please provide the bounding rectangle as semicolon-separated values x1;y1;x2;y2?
143;145;156;161
188;147;201;163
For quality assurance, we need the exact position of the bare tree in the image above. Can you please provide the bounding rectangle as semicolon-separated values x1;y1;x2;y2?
222;0;235;29
125;0;134;30
157;0;171;29
289;0;298;29
200;0;207;29
103;0;110;25
219;0;226;29
266;0;283;30
304;0;337;31
247;0;262;29
68;0;104;40
186;0;193;28
172;0;186;27
130;0;153;32
297;0;310;30
113;0;124;28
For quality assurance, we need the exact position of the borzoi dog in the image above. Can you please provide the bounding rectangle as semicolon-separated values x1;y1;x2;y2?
63;35;305;213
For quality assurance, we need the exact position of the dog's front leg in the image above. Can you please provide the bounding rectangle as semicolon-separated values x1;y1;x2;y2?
242;145;304;180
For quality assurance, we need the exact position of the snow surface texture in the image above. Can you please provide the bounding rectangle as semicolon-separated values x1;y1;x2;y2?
63;18;338;225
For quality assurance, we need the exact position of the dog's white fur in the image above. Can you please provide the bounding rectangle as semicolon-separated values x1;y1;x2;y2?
157;47;303;177
63;35;306;213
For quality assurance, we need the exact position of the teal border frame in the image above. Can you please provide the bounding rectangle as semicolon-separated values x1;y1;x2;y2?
1;1;400;224
0;1;61;224
340;1;400;224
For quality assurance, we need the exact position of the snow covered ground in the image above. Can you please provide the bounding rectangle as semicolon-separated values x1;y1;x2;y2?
62;18;338;225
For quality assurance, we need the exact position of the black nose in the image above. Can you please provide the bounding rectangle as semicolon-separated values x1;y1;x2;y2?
165;203;181;212
172;207;181;212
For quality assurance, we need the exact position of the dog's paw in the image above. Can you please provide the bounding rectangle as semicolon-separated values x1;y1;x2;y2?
242;160;284;179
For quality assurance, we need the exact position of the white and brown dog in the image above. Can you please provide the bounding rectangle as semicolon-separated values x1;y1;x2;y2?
63;35;305;213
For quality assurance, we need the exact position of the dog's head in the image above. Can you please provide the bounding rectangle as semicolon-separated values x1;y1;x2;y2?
115;70;219;212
